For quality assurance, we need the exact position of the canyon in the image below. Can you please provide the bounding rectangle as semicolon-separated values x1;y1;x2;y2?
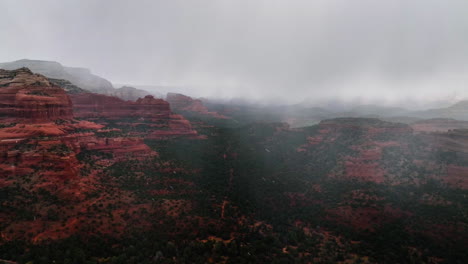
0;68;467;263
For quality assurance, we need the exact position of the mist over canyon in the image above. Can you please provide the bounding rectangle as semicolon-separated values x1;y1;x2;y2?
1;1;468;263
2;0;468;106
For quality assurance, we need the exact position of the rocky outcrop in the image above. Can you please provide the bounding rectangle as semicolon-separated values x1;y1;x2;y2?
149;114;199;139
0;68;73;123
61;133;158;162
134;95;171;118
166;93;227;119
0;59;115;94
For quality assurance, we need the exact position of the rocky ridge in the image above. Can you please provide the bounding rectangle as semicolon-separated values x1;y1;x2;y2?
0;59;114;94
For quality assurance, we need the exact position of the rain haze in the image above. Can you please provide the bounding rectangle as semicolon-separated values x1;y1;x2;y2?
1;0;468;107
2;2;468;262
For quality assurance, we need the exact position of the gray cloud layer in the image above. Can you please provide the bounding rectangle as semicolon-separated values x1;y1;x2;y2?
1;0;468;105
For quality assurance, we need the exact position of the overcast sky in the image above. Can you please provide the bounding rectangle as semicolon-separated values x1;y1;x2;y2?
1;0;468;106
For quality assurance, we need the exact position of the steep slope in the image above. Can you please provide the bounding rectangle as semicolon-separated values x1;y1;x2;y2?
412;100;468;120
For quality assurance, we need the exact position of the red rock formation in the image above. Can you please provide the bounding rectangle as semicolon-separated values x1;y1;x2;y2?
71;93;201;138
166;93;228;119
0;68;73;123
75;135;157;161
0;70;203;243
71;94;171;119
149;114;200;139
0;123;67;139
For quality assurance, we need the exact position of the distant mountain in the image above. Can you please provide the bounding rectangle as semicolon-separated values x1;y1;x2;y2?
410;118;468;133
111;86;153;101
200;100;419;128
345;104;409;117
411;100;468;120
114;84;167;98
201;100;334;127
0;59;114;94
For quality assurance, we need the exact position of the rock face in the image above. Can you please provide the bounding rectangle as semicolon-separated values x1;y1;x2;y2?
71;94;171;119
0;59;115;94
70;93;200;138
166;93;227;119
0;68;73;123
149;114;199;139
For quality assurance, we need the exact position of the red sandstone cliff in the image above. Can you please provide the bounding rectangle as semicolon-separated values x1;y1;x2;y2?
0;68;73;123
70;93;200;138
70;94;170;119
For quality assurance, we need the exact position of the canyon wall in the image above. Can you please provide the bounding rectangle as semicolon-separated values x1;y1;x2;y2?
0;68;73;123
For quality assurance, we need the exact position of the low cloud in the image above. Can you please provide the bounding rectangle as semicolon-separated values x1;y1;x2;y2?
1;0;467;106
